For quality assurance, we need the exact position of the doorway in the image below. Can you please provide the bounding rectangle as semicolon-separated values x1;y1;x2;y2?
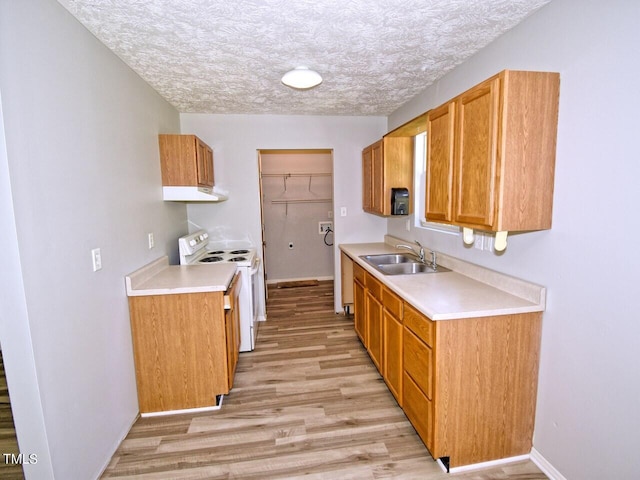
258;149;334;286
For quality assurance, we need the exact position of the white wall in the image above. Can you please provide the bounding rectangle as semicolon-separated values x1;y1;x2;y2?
180;114;387;313
387;0;640;478
0;1;186;478
261;152;334;282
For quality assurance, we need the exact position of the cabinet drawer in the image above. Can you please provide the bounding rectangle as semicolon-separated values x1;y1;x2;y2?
403;327;433;399
403;371;433;453
383;287;403;320
365;273;382;301
354;263;366;284
404;303;434;346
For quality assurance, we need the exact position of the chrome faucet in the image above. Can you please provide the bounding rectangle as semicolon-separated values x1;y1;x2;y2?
395;240;426;264
430;251;437;270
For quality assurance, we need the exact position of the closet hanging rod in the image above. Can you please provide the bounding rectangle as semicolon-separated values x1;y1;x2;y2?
271;198;332;204
261;172;332;177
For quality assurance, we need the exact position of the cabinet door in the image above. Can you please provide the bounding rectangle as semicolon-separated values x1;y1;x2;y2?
403;326;433;400
196;137;214;189
383;309;403;405
426;101;455;223
225;273;241;389
354;278;366;344
403;371;434;453
454;77;500;228
362;146;373;212
366;290;383;372
371;141;384;214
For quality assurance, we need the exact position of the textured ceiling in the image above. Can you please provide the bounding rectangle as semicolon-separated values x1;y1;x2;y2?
57;0;550;116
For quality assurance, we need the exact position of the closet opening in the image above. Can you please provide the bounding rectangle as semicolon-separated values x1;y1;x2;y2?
258;149;334;290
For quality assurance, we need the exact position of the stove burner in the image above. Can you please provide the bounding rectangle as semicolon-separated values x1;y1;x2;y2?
228;256;247;262
208;250;224;255
200;256;223;263
230;249;249;255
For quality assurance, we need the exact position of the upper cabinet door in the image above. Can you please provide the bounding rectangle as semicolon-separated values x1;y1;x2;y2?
454;77;500;229
426;101;455;223
362;143;374;212
371;141;384;214
195;137;214;189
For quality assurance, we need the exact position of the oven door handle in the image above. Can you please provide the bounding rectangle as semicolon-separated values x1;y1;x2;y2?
249;256;260;275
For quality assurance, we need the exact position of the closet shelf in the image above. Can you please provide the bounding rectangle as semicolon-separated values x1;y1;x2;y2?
262;172;332;192
271;198;333;216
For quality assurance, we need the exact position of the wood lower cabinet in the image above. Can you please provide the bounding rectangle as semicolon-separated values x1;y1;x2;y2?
382;287;403;405
224;272;241;389
353;264;366;344
350;257;543;469
362;136;413;216
402;302;543;468
365;274;383;372
340;252;354;313
426;70;560;232
128;273;240;414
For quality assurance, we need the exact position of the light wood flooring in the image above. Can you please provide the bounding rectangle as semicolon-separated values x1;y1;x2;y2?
102;280;548;479
0;350;25;480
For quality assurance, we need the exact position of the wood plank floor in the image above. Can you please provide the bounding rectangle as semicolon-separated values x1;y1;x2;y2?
102;281;548;479
0;350;25;480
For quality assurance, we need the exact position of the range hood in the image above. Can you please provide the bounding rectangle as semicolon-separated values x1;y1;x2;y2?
162;186;229;202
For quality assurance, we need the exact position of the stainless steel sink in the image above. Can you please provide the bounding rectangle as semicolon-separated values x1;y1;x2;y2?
359;254;450;275
361;253;417;265
377;263;450;275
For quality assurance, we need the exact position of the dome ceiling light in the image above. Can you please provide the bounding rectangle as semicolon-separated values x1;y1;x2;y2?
281;66;322;90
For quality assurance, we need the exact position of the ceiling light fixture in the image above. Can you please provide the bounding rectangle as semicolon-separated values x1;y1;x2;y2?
281;66;322;90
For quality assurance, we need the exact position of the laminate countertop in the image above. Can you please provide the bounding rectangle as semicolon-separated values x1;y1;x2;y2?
125;256;236;296
340;236;545;321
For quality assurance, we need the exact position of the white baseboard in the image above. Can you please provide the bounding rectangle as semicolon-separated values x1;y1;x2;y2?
446;454;530;474
435;450;565;478
530;448;568;480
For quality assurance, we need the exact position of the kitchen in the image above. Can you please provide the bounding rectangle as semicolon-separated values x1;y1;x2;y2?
1;1;639;479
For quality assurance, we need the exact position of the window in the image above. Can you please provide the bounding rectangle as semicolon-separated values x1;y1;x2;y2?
413;132;460;235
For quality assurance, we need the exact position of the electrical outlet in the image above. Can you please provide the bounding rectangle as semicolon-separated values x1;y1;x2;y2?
340;207;347;217
148;233;155;249
319;221;333;234
91;248;102;272
405;219;411;231
485;234;494;252
328;210;333;219
474;233;484;250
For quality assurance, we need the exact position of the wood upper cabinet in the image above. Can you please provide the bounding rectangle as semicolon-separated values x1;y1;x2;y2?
128;277;240;414
426;70;560;232
159;134;214;190
362;137;413;216
426;101;455;223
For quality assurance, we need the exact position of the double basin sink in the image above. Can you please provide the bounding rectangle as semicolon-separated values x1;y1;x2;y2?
360;253;451;276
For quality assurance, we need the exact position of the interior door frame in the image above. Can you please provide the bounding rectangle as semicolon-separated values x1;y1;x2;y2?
257;148;334;297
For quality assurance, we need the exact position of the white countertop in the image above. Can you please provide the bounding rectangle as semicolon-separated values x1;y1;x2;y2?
125;256;237;296
340;238;545;321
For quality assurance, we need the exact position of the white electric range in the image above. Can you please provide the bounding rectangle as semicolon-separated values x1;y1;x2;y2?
178;230;260;352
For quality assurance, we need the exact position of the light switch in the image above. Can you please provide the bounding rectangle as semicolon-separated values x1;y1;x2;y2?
91;248;102;272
